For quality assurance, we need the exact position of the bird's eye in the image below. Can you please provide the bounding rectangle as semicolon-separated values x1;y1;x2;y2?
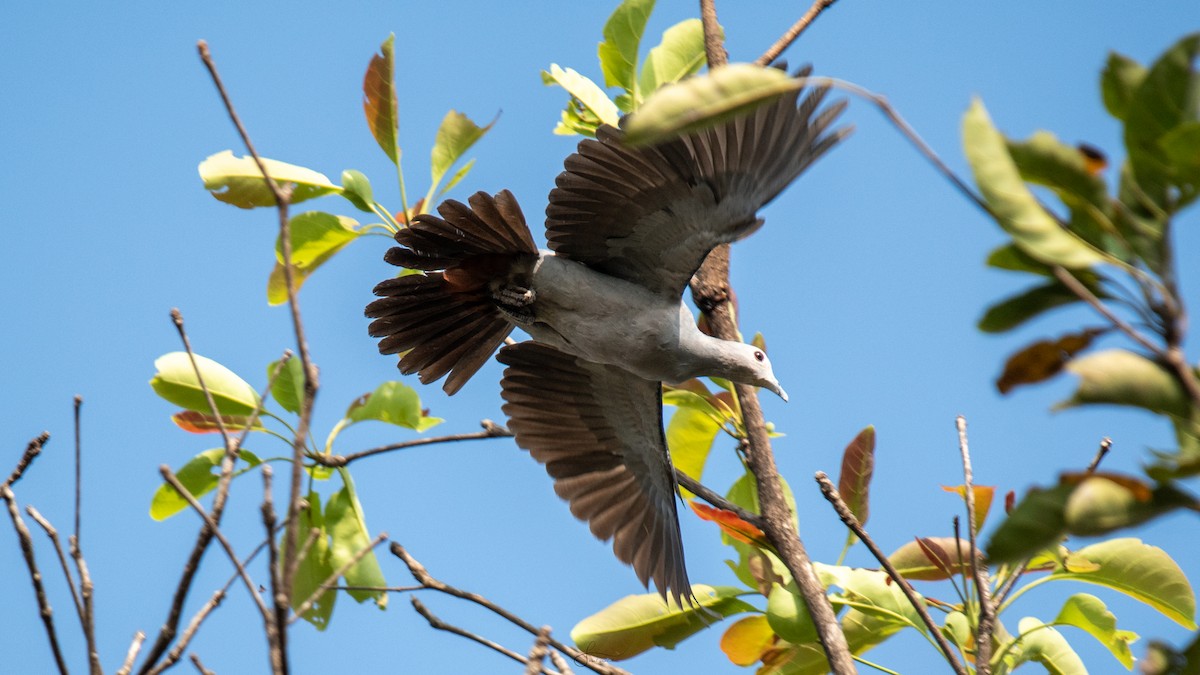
754;350;765;362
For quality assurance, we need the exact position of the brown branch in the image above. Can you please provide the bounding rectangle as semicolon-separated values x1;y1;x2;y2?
1053;266;1163;356
1086;437;1113;475
188;654;216;675
261;464;286;670
288;532;389;624
4;431;50;491
313;420;512;467
548;650;576;675
390;543;629;675
815;472;967;675
116;632;147;675
694;11;853;670
410;597;561;675
676;472;764;529
26;506;85;629
754;0;840;66
955;416;994;673
3;485;69;675
73;395;82;544
524;626;553;675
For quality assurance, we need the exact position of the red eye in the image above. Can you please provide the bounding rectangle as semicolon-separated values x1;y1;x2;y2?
754;350;765;362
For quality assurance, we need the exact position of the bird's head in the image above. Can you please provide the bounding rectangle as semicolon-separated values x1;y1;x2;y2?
729;343;788;402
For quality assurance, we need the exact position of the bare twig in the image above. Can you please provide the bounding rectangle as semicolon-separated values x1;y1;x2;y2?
410;597;560;675
524;626;554;675
956;416;994;673
4;431;50;491
73;395;82;543
313;421;512;467
548;650;576;675
3;485;69;675
699;0;727;68
288;532;389;624
676;472;764;528
1086;437;1113;475
116;632;147;675
390;543;629;675
755;0;840;66
189;654;216;675
1054;266;1164;356
26;506;85;626
261;465;286;669
815;472;967;675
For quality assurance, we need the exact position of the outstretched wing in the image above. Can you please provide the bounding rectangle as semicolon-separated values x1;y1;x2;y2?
497;342;692;606
546;66;850;298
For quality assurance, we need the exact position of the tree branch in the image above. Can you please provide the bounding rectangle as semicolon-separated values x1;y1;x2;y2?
754;0;840;66
4;431;50;492
410;597;561;675
814;472;967;675
955;416;994;673
3;484;69;675
676;472;764;529
312;421;512;467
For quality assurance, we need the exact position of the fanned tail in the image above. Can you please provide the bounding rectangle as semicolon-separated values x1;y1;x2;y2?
366;190;538;394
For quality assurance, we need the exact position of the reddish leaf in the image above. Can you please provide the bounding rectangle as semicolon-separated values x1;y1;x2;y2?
690;501;771;549
916;537;956;578
942;484;997;533
837;426;876;525
996;328;1103;394
363;35;400;165
1005;490;1016;514
172;410;265;434
888;536;979;580
720;615;777;666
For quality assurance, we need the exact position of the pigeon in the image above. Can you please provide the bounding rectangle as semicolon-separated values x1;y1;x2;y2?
366;67;849;605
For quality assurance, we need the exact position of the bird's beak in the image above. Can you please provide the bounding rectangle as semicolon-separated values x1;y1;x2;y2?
768;381;789;402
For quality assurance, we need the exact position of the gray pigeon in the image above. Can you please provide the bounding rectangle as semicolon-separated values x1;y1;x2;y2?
366;68;848;605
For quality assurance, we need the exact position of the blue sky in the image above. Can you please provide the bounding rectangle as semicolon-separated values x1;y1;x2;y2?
2;1;1199;673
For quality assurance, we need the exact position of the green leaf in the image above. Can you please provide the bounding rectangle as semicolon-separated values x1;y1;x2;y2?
766;582;816;644
326;472;387;607
666;406;722;489
1162;121;1200;189
199;151;339;209
943;611;972;650
962;99;1106;268
986;243;1054;276
1101;52;1148;121
597;0;654;94
291;492;336;629
638;19;708;98
978;281;1098;333
439;158;476;198
150;352;260;416
1047;538;1196;628
727;471;799;533
544;64;621;128
346;381;443;431
821;564;927;634
339;169;375;213
363;34;400;164
1063;474;1198;535
836;426;875;525
267;212;361;305
267;357;306;415
1009;617;1087;675
624;63;802;146
1054;593;1138;668
430;110;495;188
570;585;753;660
150;448;261;520
1057;349;1191;419
985;483;1073;563
1123;33;1200;211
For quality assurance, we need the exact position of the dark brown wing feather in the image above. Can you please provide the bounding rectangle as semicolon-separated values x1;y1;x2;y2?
498;342;693;606
545;66;850;297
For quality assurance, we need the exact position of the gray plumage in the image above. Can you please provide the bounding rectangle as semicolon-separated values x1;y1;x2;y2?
366;67;849;605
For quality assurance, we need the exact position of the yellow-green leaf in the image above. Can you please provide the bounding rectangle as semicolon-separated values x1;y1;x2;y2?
150;352;260;416
199;151;339;209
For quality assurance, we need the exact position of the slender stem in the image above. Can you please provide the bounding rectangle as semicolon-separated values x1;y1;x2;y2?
409;597;559;675
754;0;840;66
815;472;967;675
4;431;50;491
2;485;70;675
955;416;994;673
188;654;216;675
699;0;727;68
676;472;764;529
1086;438;1113;475
116;632;147;675
523;626;553;675
1053;266;1164;356
25;506;84;628
73;395;82;544
312;421;511;467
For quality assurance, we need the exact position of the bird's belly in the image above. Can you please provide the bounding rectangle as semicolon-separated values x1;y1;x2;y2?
522;256;689;382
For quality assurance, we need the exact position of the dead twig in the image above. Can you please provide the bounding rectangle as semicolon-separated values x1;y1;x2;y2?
189;654;216;675
755;0;840;66
956;416;994;673
116;632;147;675
313;421;512;467
1086;437;1113;475
676;471;764;529
815;472;967;675
4;431;50;491
410;597;560;675
26;506;85;629
3;484;69;675
524;626;553;675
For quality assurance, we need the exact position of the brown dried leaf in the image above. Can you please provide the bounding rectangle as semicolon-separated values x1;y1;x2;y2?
996;328;1104;394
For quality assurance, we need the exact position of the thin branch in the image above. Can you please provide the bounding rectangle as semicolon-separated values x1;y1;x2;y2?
288;532;389;624
2;485;70;675
956;416;994;674
699;0;727;68
74;395;82;544
548;650;576;675
524;626;553;675
390;543;630;675
754;0;840;66
676;472;764;529
1053;266;1163;356
409;597;560;675
261;465;286;675
313;421;512;467
26;506;85;627
4;431;50;491
815;472;967;675
1086;437;1113;475
188;654;216;675
116;632;147;675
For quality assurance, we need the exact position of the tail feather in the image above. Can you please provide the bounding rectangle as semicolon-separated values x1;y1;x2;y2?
366;190;538;395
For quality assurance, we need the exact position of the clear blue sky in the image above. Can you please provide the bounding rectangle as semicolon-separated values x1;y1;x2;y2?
2;1;1198;673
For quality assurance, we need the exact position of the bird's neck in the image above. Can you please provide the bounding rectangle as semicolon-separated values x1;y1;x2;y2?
678;322;749;384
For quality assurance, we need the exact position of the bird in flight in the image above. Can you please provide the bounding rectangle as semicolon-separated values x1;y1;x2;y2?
366;67;849;606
